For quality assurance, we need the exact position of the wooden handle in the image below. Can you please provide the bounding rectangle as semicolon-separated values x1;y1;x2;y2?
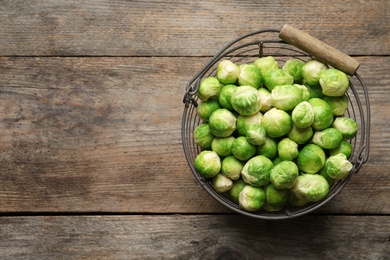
279;24;360;76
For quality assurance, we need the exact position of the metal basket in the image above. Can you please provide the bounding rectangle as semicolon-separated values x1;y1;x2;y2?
182;27;370;220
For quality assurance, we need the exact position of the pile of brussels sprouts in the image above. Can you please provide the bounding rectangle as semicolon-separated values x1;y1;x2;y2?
192;56;358;212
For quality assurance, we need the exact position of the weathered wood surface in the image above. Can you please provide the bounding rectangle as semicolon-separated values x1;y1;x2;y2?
0;0;388;56
0;0;389;258
0;56;389;214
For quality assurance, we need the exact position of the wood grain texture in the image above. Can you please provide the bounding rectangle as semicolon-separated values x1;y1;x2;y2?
0;56;389;214
0;215;389;259
0;0;388;56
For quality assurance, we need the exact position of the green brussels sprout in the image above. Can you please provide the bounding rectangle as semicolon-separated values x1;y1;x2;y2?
270;160;299;189
308;98;334;131
253;56;279;76
325;153;353;180
262;202;284;212
212;173;233;193
329;140;353;159
264;183;289;209
287;125;313;145
271;84;304;111
196;76;222;101
211;136;235;157
263;68;294;91
319;167;336;186
272;156;283;166
258;87;273;112
229;179;247;203
277;138;299;161
288;192;310;207
196;100;221;122
295;84;311;101
231;85;262;115
239;185;266;212
208;108;237;137
301;59;328;85
221;156;245;180
305;83;324;99
291;174;329;202
236;112;262;136
246;124;267;145
312;128;343;149
261;108;293;138
241;155;274;187
297;144;326;174
332;117;358;140
323;94;349;116
216;60;240;84
193;123;214;149
194;150;221;178
231;136;256;161
291;101;315;128
256;136;278;159
218;84;238;111
282;59;304;83
319;68;350;97
238;64;263;88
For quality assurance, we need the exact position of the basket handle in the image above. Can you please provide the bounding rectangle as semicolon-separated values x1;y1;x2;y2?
279;24;360;76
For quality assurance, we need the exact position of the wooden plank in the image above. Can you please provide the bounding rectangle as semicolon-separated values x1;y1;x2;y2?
0;56;389;214
0;0;388;56
0;215;388;259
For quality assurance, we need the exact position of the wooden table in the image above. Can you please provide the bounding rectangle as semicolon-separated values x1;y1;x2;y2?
0;1;389;258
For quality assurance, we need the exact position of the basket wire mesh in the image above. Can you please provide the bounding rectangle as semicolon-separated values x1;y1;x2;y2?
182;29;370;219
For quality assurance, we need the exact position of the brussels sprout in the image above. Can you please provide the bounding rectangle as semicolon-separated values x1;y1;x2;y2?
301;59;328;85
291;174;329;202
264;183;289;209
208;108;237;137
277;138;299;161
319;68;350;97
253;56;279;76
246;124;267;145
288;192;310;207
287;125;313;145
291;101;315;128
231;85;262;115
238;64;263;88
309;98;334;131
229;179;247;203
218;84;238;111
272;156;283;166
263;68;294;91
297;144;326;174
256;136;278;159
258;87;273;112
332;117;358;140
236;112;262;136
196;76;222;101
196;100;221;122
193;123;214;149
241;155;274;187
305;83;324;99
261;108;293;138
325;153;353;180
212;173;233;193
271;84;304;111
262;202;284;212
221;156;245;180
194;150;221;178
329;140;353;158
312;128;343;149
323;94;349;116
319;167;336;186
211;136;235;157
270;160;299;189
216;60;240;84
239;185;266;212
231;136;256;161
283;59;304;83
295;84;311;101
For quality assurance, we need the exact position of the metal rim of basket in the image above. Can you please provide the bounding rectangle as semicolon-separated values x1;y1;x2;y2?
182;28;370;220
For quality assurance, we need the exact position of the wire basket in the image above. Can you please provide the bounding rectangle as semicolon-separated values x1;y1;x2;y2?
182;26;370;220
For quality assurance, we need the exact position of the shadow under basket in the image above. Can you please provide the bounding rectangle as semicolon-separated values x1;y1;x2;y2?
182;27;370;220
